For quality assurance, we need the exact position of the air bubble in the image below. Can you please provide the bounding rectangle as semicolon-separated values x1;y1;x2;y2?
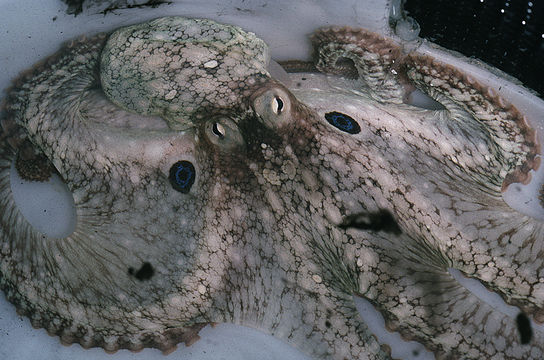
394;17;420;41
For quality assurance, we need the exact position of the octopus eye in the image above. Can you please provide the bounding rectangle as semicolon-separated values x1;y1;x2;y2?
252;86;291;128
212;122;226;139
169;160;196;193
325;111;361;134
272;97;284;115
205;117;244;149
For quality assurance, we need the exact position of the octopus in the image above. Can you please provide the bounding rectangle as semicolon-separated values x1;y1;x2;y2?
0;16;543;360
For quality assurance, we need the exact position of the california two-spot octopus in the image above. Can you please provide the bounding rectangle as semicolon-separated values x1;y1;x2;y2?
1;16;543;359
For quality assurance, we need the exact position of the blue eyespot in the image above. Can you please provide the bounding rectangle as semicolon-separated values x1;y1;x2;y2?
169;160;196;193
325;112;361;134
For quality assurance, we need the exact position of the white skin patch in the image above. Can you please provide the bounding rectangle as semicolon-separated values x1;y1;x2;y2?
204;60;219;68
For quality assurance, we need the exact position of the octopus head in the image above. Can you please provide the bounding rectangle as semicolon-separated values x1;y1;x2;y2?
100;17;271;130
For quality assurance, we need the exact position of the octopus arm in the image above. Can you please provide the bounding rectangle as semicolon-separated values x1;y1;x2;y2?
0;34;218;352
311;27;406;103
403;53;540;191
444;195;544;324
378;119;544;327
385;101;544;325
194;178;392;360
348;229;544;359
221;270;393;360
309;25;544;328
311;26;538;190
0;141;213;352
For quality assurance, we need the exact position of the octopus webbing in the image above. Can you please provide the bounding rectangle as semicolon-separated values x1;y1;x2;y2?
1;16;543;359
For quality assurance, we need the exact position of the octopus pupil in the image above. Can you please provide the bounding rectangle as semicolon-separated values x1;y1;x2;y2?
169;160;196;193
212;122;225;138
275;97;284;114
325;111;361;134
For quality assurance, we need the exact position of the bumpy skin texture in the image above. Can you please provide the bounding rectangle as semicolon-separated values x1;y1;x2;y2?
1;17;544;359
101;17;270;129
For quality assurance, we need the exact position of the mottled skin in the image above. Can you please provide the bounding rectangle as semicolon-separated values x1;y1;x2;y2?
101;17;270;129
1;17;543;359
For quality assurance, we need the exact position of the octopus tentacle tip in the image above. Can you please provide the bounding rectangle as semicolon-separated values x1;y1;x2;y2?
2;15;544;359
